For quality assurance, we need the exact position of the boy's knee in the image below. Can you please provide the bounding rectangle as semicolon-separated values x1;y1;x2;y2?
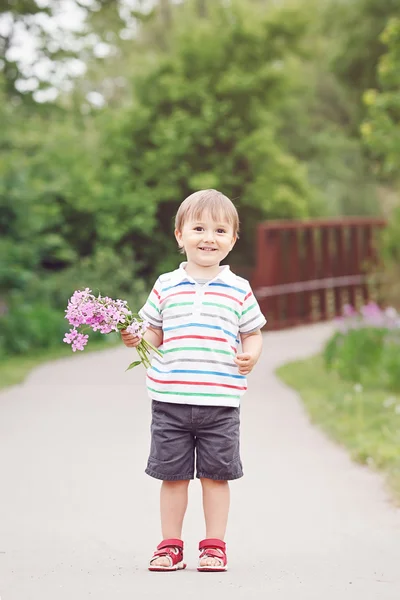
162;479;191;488
200;478;228;486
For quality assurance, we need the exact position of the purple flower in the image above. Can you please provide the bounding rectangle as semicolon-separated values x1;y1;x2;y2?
71;333;89;352
62;290;160;372
63;328;78;344
337;301;400;335
64;288;131;334
360;302;385;327
63;290;149;354
126;322;140;335
343;304;357;318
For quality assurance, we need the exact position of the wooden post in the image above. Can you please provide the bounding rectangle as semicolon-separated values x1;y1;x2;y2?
253;226;281;329
349;226;361;308
303;228;316;324
320;227;331;320
333;227;345;316
287;228;300;326
361;225;373;303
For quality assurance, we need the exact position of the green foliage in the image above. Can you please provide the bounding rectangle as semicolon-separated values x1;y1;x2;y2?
381;206;400;265
381;338;400;391
324;325;400;393
0;82;146;356
98;4;318;274
0;302;65;357
361;15;400;307
362;17;400;177
1;0;397;358
371;204;400;311
277;64;380;216
289;0;399;215
326;0;400;107
324;328;387;386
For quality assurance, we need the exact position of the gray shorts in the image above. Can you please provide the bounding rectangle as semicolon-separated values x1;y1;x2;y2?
146;400;243;481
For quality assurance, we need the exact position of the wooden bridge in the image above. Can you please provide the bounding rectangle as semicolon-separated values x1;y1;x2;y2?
251;217;386;330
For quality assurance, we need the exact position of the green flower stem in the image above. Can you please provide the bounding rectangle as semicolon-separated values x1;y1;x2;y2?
142;340;162;357
137;341;158;368
140;348;149;367
109;317;163;369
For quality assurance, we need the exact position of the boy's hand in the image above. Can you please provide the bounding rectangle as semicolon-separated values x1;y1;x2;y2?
120;329;141;348
234;352;257;375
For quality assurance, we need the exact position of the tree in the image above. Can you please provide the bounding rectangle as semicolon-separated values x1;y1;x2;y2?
360;17;400;308
0;0;50;101
362;17;400;178
0;0;130;103
326;0;400;111
96;2;317;279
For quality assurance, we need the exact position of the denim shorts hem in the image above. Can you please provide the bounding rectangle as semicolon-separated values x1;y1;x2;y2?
196;471;244;481
145;468;194;481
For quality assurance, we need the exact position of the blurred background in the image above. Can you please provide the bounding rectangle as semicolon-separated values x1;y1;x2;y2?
1;0;400;360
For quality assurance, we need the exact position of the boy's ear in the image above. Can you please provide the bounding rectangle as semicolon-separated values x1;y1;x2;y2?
230;235;237;250
174;228;183;249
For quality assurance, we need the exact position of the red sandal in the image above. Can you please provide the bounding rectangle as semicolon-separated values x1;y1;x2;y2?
148;538;186;572
197;538;228;572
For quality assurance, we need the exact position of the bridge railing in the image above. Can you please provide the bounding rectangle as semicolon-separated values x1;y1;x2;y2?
251;217;386;330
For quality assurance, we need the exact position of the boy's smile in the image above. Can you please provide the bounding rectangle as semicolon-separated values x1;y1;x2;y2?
175;214;236;277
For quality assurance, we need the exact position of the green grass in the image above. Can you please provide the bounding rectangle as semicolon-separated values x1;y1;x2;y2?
0;335;120;392
277;355;400;504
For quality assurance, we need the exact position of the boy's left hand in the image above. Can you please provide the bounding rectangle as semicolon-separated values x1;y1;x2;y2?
234;352;257;375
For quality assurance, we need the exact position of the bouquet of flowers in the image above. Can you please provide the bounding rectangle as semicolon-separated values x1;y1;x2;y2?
63;288;161;370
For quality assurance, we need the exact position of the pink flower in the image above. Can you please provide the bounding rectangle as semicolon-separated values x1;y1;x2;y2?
342;304;357;318
62;290;159;369
71;333;89;352
360;302;385;327
338;301;400;333
63;328;78;344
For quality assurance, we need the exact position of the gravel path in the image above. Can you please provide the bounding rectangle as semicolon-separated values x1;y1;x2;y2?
1;322;400;599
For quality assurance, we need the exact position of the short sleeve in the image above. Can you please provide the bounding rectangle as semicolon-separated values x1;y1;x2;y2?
239;284;267;334
138;278;163;329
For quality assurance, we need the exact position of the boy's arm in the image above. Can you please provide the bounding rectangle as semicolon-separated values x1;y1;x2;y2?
234;330;263;375
121;326;163;348
143;326;163;348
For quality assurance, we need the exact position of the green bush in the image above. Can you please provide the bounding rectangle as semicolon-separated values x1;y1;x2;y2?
381;335;400;391
324;327;386;384
324;303;400;392
0;303;66;356
0;241;147;358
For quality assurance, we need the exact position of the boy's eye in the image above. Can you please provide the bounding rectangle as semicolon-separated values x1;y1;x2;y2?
192;226;227;233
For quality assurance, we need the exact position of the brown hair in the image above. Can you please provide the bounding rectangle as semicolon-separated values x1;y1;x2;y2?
175;189;239;236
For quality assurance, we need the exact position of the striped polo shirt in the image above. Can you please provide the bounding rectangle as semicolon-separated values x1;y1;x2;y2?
139;262;267;407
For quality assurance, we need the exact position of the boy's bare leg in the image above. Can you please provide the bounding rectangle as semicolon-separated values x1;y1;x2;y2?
200;478;230;567
150;480;190;567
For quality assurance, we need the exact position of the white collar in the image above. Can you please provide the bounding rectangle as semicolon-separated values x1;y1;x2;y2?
169;262;237;285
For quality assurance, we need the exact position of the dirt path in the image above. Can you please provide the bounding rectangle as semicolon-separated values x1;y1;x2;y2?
1;323;399;599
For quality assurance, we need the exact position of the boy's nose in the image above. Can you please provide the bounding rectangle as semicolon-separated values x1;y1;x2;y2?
203;230;216;242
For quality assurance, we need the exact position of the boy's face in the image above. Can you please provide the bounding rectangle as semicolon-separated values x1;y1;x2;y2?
175;212;237;269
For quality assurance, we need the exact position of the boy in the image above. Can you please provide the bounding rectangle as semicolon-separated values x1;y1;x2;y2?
121;189;266;571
